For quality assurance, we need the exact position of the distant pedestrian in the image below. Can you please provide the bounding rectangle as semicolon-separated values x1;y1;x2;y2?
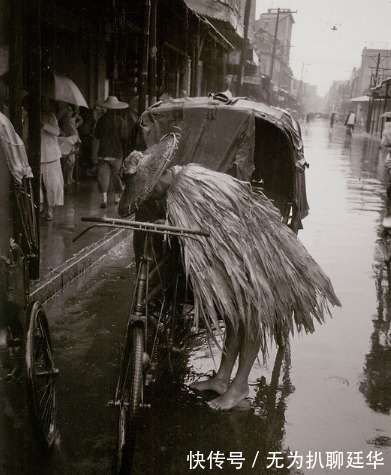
329;112;336;130
41;97;64;221
344;110;356;135
94;96;129;209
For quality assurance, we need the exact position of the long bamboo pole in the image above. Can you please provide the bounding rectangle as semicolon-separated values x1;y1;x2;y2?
139;0;151;116
26;0;41;279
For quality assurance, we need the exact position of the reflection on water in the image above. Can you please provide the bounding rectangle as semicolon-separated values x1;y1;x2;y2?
360;241;391;415
133;340;300;475
281;121;391;472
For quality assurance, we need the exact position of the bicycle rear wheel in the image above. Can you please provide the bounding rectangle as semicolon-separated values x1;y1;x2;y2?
116;324;144;473
24;301;58;449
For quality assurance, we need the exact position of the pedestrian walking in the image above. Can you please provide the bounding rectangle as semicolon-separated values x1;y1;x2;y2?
94;96;128;208
329;112;336;130
40;97;64;221
344;110;356;136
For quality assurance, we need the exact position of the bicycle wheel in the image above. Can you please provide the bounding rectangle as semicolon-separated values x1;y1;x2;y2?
24;301;58;449
116;324;144;473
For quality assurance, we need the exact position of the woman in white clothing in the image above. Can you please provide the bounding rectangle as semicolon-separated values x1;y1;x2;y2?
41;98;64;220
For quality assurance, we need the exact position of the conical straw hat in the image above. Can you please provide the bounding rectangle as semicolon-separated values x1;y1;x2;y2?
95;95;129;109
123;133;179;211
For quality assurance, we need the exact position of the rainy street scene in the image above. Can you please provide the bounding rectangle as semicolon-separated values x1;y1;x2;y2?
1;0;391;474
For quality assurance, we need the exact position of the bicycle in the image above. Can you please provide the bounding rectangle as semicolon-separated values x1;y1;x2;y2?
1;177;59;449
77;216;209;473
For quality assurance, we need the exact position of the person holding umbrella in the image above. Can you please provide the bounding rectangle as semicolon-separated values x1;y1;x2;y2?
94;96;128;208
40;96;64;221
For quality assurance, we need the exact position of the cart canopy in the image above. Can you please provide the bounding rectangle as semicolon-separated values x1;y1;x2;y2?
135;95;309;222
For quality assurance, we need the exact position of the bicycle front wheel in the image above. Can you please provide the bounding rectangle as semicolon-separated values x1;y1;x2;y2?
116;324;144;473
24;301;58;449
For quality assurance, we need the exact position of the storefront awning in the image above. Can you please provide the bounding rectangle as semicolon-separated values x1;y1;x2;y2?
350;95;369;102
183;0;243;46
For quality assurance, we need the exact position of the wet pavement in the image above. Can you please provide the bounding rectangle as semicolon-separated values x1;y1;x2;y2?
1;119;391;474
30;178;131;303
38;178;123;278
280;120;391;474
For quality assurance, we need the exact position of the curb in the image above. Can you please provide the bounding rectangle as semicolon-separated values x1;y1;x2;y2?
30;228;131;303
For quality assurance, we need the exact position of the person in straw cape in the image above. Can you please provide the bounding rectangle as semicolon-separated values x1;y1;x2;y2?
119;133;341;411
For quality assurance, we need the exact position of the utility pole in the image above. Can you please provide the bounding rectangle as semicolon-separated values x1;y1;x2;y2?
269;8;297;84
297;62;305;100
297;62;310;118
269;8;281;83
367;53;382;133
139;0;151;116
374;53;381;86
148;0;157;106
237;0;252;96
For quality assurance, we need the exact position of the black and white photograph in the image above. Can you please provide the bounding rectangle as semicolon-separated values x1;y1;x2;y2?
0;0;390;473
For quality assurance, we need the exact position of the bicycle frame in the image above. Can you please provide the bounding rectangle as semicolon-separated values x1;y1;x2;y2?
78;216;209;473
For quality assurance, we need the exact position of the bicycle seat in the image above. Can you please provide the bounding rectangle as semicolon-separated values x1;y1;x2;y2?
382;216;391;228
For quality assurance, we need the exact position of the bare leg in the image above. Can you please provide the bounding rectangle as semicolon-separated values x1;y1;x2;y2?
46;205;54;221
101;192;108;208
208;330;261;411
65;164;75;184
190;323;239;395
65;156;75;184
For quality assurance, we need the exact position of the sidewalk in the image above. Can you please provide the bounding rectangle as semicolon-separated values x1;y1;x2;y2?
30;177;132;303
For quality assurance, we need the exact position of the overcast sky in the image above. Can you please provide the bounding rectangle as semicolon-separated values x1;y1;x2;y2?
256;0;391;96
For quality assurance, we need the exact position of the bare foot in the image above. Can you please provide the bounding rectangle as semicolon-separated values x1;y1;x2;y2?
189;376;228;395
207;383;249;411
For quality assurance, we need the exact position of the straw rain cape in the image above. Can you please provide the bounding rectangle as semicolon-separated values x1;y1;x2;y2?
165;164;341;354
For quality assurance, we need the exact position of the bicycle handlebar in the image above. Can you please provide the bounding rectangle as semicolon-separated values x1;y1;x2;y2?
76;216;210;240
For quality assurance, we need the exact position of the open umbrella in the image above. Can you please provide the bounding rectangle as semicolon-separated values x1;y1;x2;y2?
380;111;391;119
43;73;88;108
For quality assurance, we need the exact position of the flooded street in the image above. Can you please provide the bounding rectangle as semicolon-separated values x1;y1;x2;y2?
142;118;391;474
280;119;391;472
3;0;391;473
1;120;390;474
144;120;391;474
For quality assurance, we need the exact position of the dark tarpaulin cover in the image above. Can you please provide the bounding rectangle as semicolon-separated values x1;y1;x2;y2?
140;100;256;181
138;97;309;222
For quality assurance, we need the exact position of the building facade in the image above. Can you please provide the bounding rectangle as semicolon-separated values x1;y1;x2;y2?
0;0;244;275
254;8;295;106
357;48;391;95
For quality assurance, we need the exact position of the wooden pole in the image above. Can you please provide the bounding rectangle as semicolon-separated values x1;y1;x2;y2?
269;8;280;86
148;0;157;105
237;0;252;97
26;0;42;279
139;0;151;116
